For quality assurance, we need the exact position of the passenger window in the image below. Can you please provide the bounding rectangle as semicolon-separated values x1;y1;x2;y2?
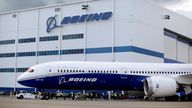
156;84;159;88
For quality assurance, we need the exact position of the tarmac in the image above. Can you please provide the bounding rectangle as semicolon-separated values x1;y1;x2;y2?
0;96;192;108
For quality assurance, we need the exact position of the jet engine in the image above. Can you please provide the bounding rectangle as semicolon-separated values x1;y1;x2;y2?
143;76;177;97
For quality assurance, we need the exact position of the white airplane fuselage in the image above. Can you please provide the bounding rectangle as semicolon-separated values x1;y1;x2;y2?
17;61;192;97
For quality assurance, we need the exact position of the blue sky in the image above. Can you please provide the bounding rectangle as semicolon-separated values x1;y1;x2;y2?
0;0;191;19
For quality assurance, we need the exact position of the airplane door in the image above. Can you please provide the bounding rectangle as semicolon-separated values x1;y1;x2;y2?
120;68;127;79
45;66;53;77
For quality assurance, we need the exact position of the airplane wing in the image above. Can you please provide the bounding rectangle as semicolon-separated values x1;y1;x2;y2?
175;74;192;85
175;74;192;94
179;74;192;78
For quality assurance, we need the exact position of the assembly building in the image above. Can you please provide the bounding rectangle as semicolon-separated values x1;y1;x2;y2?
0;0;192;92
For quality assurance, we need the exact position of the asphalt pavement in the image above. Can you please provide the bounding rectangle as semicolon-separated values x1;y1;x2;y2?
0;96;192;108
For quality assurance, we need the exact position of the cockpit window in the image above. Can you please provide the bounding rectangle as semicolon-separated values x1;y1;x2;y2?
27;68;34;73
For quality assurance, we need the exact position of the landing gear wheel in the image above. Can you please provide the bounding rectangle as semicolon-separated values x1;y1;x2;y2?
144;96;151;101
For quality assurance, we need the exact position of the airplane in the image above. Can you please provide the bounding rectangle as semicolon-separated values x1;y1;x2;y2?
17;61;192;99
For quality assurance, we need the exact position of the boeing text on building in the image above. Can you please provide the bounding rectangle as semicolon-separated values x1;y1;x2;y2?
46;11;113;33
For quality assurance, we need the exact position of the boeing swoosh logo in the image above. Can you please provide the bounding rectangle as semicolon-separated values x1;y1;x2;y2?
58;76;67;85
46;15;61;33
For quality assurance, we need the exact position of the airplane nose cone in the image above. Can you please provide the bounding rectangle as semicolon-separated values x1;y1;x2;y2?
17;72;29;85
17;75;23;82
17;72;37;87
17;74;25;85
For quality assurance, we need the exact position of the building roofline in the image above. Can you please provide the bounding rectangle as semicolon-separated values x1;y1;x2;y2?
0;0;99;15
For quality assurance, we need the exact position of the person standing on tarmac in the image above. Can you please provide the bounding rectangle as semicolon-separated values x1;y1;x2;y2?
71;92;75;100
90;93;93;100
63;92;66;100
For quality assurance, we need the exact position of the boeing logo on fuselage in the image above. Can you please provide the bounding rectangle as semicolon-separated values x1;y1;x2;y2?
59;77;97;85
46;12;112;33
68;78;97;82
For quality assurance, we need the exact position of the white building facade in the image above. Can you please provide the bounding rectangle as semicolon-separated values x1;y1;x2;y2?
0;0;192;91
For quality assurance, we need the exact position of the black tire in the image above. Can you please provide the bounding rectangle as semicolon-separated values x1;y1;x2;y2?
40;96;44;100
143;96;149;101
19;95;24;99
45;95;50;100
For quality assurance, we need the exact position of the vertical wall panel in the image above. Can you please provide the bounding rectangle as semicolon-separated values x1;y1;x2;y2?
0;73;15;88
164;35;177;60
0;13;17;70
86;0;113;48
177;38;189;63
0;13;17;35
38;6;61;63
61;3;85;50
190;45;192;63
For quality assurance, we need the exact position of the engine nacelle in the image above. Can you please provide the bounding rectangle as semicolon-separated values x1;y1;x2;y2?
143;76;177;97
